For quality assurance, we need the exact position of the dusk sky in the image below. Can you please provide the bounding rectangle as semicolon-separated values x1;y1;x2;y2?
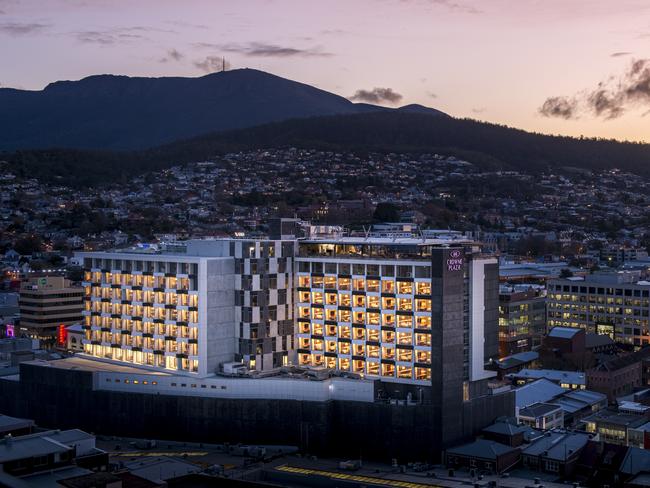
2;0;650;142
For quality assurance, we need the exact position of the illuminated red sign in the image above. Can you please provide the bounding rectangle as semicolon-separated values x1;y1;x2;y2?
57;324;67;346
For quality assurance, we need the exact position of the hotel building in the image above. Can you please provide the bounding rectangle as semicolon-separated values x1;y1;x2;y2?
294;236;500;406
76;223;501;395
77;237;296;377
547;271;650;346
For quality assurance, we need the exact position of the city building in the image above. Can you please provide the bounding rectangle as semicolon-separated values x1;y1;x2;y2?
498;285;546;356
76;236;296;376
23;223;513;458
517;402;564;430
547;271;650;346
508;368;586;390
520;431;590;477
444;439;520;474
582;409;649;446
586;348;650;402
545;326;586;355
18;276;83;347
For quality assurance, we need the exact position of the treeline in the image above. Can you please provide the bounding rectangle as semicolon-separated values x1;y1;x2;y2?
4;111;650;187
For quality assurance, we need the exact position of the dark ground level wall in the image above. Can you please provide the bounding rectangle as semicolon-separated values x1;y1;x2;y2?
0;364;514;462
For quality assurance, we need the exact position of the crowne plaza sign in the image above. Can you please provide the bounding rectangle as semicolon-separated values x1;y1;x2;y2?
447;249;463;271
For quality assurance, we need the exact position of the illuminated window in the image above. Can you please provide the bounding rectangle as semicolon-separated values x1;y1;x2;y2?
416;350;431;363
415;316;431;329
338;358;350;371
353;359;365;373
382;313;395;326
382;280;395;293
381;363;395;377
415;333;431;346
382;346;395;359
353;278;365;291
299;291;310;303
324;276;337;289
382;297;396;309
398;298;413;311
353;311;365;325
397;332;412;345
415;367;431;381
353;295;366;307
397;349;412;362
312;339;324;351
367;362;380;375
397;365;412;379
312;276;323;288
311;292;323;304
416;282;431;295
325;293;337;305
367;279;380;292
339;294;351;307
338;278;351;290
415;299;432;312
299;276;310;287
367;345;380;358
367;329;380;341
339;342;351;354
339;325;351;338
312;323;324;336
382;330;395;343
397;282;413;294
397;315;413;328
339;310;351;323
367;312;380;325
367;296;380;308
353;327;365;340
311;308;324;320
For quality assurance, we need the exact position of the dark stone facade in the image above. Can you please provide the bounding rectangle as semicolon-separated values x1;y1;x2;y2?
0;362;513;462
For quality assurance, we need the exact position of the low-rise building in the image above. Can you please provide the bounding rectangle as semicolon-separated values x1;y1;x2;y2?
509;368;586;390
586;348;650;402
582;409;649;446
521;431;590;477
445;439;520;474
518;402;564;430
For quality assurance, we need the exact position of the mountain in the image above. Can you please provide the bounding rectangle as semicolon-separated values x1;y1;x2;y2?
7;111;650;187
0;69;447;151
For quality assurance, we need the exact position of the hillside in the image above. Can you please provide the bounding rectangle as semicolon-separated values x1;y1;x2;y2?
0;69;446;151
5;111;650;187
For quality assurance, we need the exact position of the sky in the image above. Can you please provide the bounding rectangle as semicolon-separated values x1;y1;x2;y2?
1;0;649;142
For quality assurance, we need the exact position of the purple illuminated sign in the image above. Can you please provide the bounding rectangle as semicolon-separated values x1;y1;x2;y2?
447;249;463;271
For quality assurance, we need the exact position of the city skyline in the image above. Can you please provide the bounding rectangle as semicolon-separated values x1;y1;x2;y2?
1;0;650;142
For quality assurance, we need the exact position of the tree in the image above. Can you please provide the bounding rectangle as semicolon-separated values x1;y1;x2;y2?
560;268;574;278
373;202;400;223
13;235;43;255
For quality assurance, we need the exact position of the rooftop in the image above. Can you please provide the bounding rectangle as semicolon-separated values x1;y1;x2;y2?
446;439;518;460
519;402;562;418
510;369;585;386
515;379;566;409
547;327;583;339
522;432;590;461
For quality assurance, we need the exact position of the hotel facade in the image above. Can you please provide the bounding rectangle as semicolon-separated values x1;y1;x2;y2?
76;223;500;396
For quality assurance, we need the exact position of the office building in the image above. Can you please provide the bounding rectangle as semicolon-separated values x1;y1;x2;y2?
19;276;83;346
547;271;650;346
498;285;546;356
